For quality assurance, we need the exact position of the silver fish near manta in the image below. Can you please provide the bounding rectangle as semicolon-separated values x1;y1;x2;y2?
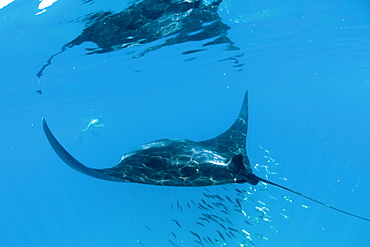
42;91;370;222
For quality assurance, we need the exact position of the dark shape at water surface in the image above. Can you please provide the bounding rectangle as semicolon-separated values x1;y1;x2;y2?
43;91;370;222
37;0;241;77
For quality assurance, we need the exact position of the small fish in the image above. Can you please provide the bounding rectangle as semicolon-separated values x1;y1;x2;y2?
228;227;239;233
216;230;226;241
258;200;267;206
172;219;182;228
172;232;176;239
202;193;210;198
187;202;191;209
225;232;232;239
136;239;145;246
144;226;152;232
198;204;210;211
244;220;253;226
255;233;268;240
235;198;243;209
212;214;227;223
168;240;178;246
241;229;250;236
235;188;243;194
196;221;205;227
220;209;230;215
280;213;290;219
36;89;43;95
270;225;278;233
240;209;247;217
198;217;210;223
214;195;224;201
228;230;236;238
210;214;222;220
212;202;224;207
190;231;201;241
225;196;233;203
207;194;215;200
207;216;219;223
194;240;204;247
225;218;233;225
203;237;209;244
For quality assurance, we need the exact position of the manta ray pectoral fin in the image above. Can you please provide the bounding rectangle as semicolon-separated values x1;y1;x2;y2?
198;91;249;155
42;118;119;182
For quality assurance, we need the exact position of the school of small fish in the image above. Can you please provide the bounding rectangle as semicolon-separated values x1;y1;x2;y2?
136;146;299;246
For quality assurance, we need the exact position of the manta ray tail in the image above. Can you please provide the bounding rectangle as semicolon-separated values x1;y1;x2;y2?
246;174;370;222
42;118;119;182
37;44;71;78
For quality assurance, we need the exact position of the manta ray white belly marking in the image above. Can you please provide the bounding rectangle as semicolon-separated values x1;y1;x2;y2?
42;91;370;222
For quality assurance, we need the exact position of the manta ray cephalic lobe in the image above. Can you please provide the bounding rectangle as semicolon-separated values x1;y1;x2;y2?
42;91;369;222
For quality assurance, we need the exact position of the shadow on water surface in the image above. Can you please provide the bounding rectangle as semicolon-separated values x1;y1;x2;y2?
37;0;244;78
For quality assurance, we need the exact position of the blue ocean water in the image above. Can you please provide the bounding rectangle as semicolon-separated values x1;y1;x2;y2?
1;0;370;246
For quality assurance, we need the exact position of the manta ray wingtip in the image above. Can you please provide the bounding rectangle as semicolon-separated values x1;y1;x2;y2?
42;117;49;129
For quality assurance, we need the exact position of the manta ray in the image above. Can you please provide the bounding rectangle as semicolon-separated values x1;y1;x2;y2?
42;91;369;222
37;0;241;78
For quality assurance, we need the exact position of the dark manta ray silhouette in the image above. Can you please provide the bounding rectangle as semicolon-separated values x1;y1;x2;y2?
42;91;370;222
37;0;240;78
